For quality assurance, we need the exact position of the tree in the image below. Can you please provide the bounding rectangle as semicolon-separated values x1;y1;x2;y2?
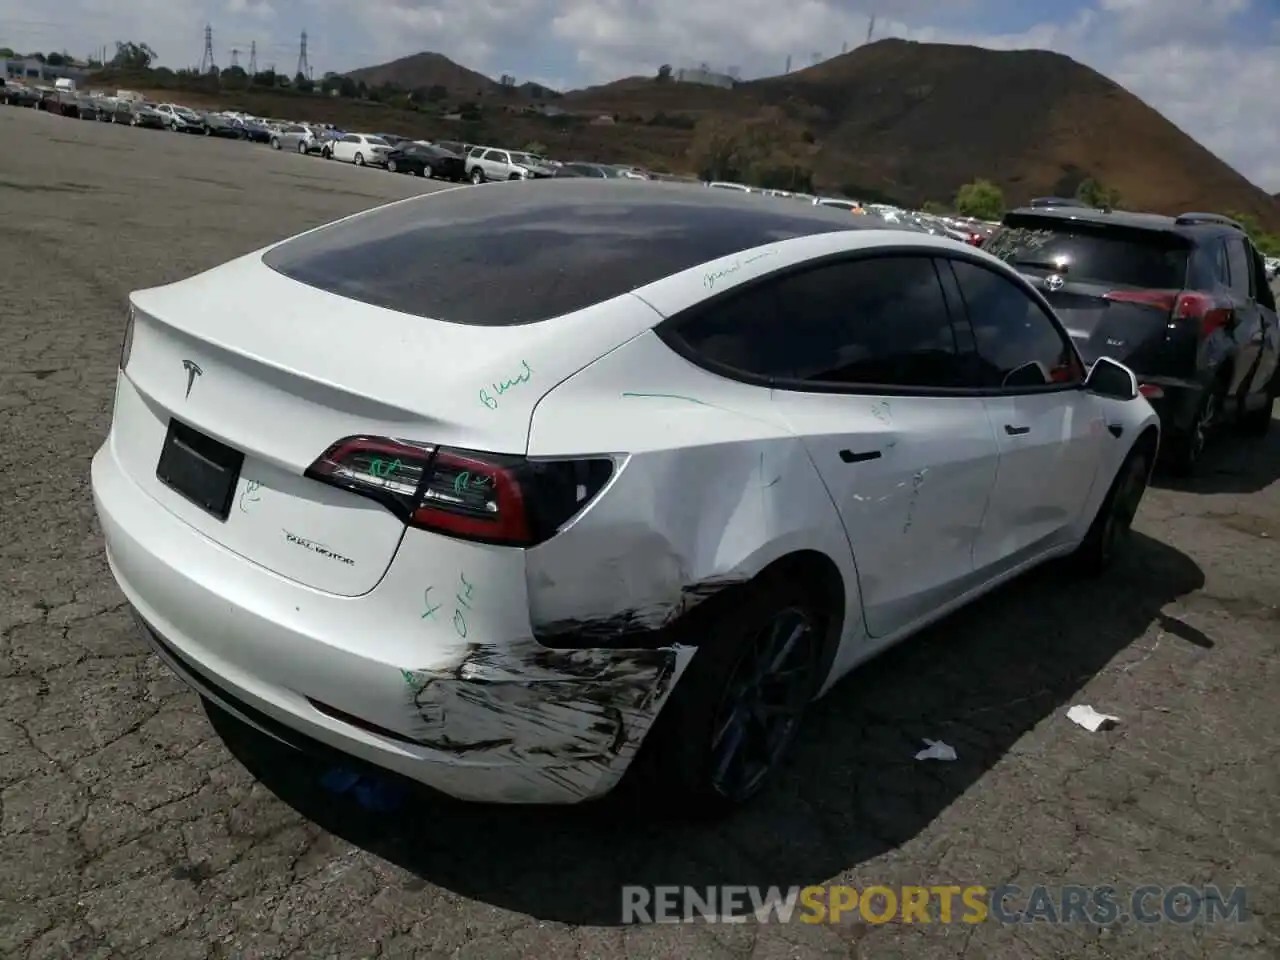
954;179;1004;220
253;69;277;88
656;64;673;82
221;65;248;89
1075;177;1122;209
1226;211;1280;258
921;200;951;215
688;110;812;189
523;141;548;156
294;72;314;92
111;41;156;71
426;84;447;102
338;76;357;98
45;51;66;66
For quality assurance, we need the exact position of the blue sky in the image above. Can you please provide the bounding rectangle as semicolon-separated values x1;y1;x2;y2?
4;0;1279;191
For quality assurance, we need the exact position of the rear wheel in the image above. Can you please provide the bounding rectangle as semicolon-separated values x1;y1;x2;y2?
1071;439;1153;576
1166;381;1223;476
387;159;398;173
422;164;433;179
355;152;365;166
470;167;485;184
297;139;307;153
270;137;280;150
631;574;829;816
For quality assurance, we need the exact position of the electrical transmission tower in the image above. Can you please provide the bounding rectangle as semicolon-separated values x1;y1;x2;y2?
199;24;216;73
296;30;310;79
230;48;240;69
866;15;876;44
247;41;257;75
784;54;791;73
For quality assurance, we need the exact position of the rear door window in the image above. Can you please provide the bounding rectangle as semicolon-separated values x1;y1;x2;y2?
668;255;967;390
988;216;1190;289
1225;237;1253;298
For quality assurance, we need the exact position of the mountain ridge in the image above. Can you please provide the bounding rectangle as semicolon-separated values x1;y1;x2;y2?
341;39;1277;227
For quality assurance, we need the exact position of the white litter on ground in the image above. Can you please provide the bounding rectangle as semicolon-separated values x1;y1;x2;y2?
1067;704;1121;732
914;739;958;761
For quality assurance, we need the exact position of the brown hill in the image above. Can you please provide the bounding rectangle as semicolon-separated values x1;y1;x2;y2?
114;40;1280;227
345;52;501;99
555;38;1280;228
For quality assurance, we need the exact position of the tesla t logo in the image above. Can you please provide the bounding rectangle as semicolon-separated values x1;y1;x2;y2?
182;360;202;399
1046;275;1064;291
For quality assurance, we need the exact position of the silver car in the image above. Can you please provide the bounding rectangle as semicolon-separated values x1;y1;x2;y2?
270;124;323;155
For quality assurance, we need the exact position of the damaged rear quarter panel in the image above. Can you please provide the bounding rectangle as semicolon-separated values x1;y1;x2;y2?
525;329;861;654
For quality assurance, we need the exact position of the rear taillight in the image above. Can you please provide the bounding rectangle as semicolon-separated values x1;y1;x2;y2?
1102;289;1232;336
305;436;614;547
120;307;135;370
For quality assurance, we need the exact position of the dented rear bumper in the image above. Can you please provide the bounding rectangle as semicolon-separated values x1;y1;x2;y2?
92;439;694;804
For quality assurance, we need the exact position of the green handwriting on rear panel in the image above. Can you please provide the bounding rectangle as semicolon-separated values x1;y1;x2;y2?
480;360;532;410
368;458;402;478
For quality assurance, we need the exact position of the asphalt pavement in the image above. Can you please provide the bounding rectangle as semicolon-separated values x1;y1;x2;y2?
2;105;1279;959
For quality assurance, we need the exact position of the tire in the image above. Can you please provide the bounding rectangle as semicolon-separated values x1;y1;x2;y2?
270;137;280;150
470;167;485;184
1070;439;1154;576
387;159;398;173
297;139;307;154
355;152;365;166
422;164;433;179
629;573;830;816
1166;379;1225;476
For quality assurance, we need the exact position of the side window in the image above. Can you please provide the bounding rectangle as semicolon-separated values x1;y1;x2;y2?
1211;241;1231;287
949;259;1081;389
342;134;358;144
1225;237;1252;297
484;149;506;163
671;256;964;389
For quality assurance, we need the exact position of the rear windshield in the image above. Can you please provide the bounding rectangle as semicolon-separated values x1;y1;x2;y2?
261;180;877;326
988;216;1189;289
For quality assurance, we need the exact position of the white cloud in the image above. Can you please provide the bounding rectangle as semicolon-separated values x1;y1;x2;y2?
1;0;1277;190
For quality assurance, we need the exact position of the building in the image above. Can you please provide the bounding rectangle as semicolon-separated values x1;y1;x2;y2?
3;57;92;84
673;66;735;89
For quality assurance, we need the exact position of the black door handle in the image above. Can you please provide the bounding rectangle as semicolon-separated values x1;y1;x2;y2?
1004;424;1030;436
839;449;881;464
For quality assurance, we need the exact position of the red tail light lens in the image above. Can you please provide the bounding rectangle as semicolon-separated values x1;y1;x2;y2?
305;436;614;547
1102;289;1232;336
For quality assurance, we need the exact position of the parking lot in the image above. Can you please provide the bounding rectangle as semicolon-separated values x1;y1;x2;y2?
2;104;1279;958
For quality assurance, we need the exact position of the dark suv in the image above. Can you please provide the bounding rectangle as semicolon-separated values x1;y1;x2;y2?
987;208;1280;473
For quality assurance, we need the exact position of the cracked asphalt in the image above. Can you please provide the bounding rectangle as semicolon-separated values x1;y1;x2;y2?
2;105;1279;960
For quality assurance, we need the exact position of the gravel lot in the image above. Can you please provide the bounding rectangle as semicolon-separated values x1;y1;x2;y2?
2;105;1279;959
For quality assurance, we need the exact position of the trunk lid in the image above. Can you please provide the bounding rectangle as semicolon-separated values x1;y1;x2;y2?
988;213;1193;368
117;251;650;596
1037;281;1175;366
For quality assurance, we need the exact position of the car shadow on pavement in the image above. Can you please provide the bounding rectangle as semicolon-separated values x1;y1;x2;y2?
210;530;1203;927
1152;421;1280;495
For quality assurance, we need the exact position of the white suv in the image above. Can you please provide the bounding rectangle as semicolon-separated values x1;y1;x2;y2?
466;146;553;183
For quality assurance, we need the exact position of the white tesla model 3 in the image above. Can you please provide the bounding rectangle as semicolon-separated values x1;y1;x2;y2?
91;180;1158;814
